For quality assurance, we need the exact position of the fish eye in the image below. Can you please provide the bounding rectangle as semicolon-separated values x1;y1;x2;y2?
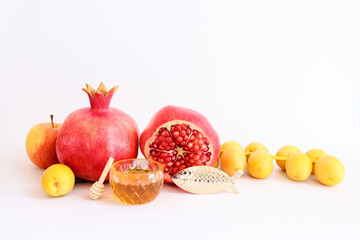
183;171;187;174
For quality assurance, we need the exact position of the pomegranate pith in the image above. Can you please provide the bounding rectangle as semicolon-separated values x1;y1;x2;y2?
140;106;220;183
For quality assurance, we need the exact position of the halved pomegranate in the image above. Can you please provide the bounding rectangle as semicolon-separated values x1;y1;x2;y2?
140;106;220;183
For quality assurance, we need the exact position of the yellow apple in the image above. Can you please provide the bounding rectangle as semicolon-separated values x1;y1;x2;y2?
286;153;312;181
220;147;246;176
41;164;75;197
305;149;327;174
276;145;301;170
314;155;345;186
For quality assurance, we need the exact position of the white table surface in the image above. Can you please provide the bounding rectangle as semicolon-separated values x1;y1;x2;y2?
1;1;359;239
1;141;359;240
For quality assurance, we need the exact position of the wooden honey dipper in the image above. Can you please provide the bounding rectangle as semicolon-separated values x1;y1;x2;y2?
89;157;114;200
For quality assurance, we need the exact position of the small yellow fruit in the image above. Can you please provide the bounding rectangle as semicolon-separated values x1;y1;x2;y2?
305;149;327;174
248;150;273;179
220;141;243;157
314;155;345;186
41;164;75;197
276;145;301;170
245;142;269;161
285;153;312;181
220;147;246;176
213;159;219;168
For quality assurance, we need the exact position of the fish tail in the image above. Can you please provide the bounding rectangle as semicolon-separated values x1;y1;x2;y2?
230;184;239;194
231;170;244;182
230;170;244;194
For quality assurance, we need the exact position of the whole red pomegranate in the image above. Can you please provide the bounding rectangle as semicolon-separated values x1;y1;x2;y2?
56;83;139;181
140;106;220;183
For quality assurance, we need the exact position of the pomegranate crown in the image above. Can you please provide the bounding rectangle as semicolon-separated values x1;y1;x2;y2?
82;82;119;110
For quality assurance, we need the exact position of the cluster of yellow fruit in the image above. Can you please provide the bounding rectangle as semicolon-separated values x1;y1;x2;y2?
217;141;345;186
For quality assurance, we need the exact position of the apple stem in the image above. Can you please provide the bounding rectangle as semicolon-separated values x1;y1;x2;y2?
50;114;54;128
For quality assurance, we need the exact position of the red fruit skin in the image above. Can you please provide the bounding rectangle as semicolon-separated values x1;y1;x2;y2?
56;86;139;181
140;105;221;183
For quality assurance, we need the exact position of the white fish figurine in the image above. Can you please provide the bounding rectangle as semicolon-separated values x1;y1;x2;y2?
172;166;244;194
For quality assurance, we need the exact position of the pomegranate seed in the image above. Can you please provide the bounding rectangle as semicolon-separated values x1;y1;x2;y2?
180;130;186;136
175;161;180;167
175;125;181;131
195;160;201;165
172;131;179;138
200;145;208;151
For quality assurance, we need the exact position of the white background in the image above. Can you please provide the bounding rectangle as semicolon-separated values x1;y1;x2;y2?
0;1;359;239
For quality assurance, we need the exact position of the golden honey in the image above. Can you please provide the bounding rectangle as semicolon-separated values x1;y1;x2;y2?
110;160;164;205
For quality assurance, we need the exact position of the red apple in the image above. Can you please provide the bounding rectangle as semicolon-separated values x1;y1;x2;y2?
25;115;62;169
